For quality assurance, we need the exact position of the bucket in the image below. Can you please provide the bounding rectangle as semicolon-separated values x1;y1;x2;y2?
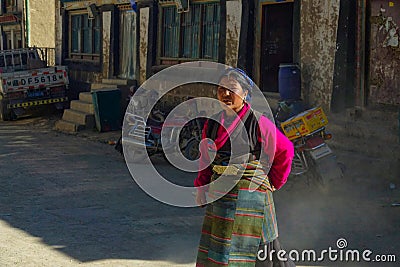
278;64;301;101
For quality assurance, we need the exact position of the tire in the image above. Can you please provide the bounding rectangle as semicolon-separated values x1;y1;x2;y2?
114;137;123;155
308;153;343;191
184;139;200;160
0;100;12;121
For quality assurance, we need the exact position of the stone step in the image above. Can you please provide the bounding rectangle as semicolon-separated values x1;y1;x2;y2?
70;100;94;115
102;78;128;86
54;119;84;133
62;109;95;129
328;135;400;160
328;120;398;144
91;83;118;90
353;107;399;122
79;92;93;103
327;108;399;159
330;111;399;129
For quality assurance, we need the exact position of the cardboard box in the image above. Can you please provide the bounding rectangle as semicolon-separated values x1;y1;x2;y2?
280;107;328;140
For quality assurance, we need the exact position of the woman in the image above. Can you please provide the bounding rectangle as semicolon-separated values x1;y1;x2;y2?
194;68;295;266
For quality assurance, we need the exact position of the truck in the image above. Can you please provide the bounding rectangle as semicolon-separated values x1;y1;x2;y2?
0;47;69;121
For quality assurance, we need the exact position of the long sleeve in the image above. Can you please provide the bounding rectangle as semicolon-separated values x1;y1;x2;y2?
258;116;294;190
194;120;213;189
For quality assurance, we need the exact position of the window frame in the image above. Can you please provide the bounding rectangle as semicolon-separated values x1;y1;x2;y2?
157;0;221;64
0;0;19;14
68;10;102;62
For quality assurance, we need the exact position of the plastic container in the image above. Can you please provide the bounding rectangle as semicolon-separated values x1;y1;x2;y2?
278;64;301;101
92;89;122;132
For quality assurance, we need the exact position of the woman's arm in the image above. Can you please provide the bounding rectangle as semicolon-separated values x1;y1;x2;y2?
194;120;213;189
258;116;294;190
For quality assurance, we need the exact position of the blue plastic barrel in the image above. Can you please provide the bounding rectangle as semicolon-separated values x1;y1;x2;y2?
278;64;301;101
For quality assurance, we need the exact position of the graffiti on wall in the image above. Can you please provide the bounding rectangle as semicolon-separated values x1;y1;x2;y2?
369;1;400;105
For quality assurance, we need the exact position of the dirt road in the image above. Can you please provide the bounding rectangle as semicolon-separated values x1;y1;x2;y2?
0;115;399;266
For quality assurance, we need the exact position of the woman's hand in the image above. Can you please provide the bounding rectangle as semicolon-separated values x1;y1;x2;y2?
196;190;207;208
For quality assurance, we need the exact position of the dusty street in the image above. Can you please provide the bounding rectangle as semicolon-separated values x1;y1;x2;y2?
0;114;399;267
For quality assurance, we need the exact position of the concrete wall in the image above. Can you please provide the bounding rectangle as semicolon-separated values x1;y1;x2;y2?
369;0;400;106
225;0;242;67
139;7;149;85
300;0;340;110
102;11;112;79
28;0;56;47
55;0;63;65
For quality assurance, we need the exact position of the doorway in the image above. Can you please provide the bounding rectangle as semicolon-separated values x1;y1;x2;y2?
260;2;294;92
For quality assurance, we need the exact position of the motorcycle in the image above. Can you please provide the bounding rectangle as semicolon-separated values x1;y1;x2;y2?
117;88;204;162
274;100;343;186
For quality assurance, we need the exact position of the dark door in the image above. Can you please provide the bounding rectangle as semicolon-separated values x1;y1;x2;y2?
260;2;294;92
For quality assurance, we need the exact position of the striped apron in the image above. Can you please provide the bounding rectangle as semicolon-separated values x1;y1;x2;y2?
196;161;278;267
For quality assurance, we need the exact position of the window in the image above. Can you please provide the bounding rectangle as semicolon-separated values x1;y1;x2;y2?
69;12;101;61
1;0;19;13
160;1;220;61
4;30;22;49
6;0;16;11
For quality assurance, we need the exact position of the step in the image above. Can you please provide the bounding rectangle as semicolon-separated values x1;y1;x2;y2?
79;92;93;103
62;109;95;129
54;119;84;133
355;107;399;122
70;100;94;114
328;135;400;160
102;78;128;86
328;120;399;144
91;83;118;90
330;109;399;129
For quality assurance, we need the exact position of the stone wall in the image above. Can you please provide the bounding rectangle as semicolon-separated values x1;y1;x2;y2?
225;0;242;67
300;0;340;110
368;0;400;106
28;0;56;48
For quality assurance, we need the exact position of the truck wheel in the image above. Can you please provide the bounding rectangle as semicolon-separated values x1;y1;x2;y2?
0;100;12;121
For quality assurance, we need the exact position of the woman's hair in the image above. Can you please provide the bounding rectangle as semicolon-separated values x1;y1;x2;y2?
219;68;254;102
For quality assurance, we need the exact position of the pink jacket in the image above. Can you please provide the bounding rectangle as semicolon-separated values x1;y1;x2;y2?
194;105;294;190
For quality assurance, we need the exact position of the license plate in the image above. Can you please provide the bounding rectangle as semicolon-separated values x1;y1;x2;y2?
8;74;64;87
310;144;332;160
27;91;44;98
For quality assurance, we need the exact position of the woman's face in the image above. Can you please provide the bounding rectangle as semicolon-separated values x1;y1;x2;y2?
217;76;248;114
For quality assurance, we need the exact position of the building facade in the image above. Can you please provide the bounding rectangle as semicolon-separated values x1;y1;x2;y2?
52;0;398;110
138;0;350;111
58;0;137;86
0;0;24;50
